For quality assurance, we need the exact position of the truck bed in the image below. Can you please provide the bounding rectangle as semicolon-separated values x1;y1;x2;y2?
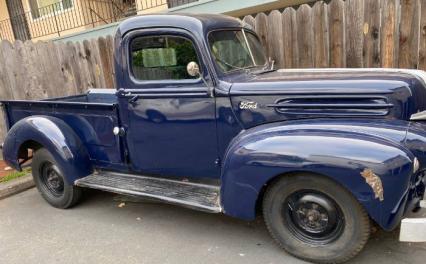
1;89;123;167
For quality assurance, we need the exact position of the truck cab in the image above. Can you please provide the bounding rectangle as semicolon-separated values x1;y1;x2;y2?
1;14;426;263
112;14;272;179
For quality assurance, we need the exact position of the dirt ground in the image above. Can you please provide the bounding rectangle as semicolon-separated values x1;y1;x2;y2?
0;160;14;179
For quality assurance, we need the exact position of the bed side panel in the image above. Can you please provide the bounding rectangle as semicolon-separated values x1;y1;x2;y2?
3;101;123;165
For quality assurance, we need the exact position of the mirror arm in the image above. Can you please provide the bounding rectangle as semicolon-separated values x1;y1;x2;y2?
200;75;214;97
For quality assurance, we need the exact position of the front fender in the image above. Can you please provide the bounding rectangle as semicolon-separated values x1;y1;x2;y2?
2;116;92;184
221;119;414;230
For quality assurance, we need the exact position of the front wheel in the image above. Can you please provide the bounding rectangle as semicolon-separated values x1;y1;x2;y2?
32;148;82;208
263;174;370;264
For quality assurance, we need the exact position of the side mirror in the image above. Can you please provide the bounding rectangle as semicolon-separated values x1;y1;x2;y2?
187;61;200;77
187;61;213;97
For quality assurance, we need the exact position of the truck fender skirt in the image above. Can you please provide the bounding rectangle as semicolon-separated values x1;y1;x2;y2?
220;121;415;230
2;116;92;184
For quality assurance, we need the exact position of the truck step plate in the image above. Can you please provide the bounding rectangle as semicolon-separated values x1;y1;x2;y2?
75;172;222;213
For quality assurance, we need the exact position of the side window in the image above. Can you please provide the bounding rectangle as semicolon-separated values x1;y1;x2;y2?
130;35;200;81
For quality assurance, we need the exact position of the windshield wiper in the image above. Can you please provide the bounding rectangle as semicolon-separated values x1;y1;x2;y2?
214;56;247;71
250;62;276;75
252;68;276;75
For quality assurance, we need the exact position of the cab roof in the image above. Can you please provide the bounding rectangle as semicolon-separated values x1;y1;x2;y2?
116;13;246;38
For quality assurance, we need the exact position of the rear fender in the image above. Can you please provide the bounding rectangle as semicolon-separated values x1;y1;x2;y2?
2;116;92;184
220;120;414;230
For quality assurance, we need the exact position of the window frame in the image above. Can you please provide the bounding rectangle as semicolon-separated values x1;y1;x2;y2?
28;0;75;21
124;28;210;88
129;34;201;82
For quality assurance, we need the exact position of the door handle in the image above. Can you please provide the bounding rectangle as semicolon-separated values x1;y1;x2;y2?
128;95;140;104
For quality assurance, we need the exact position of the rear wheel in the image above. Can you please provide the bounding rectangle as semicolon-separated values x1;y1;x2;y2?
263;174;370;264
32;148;82;208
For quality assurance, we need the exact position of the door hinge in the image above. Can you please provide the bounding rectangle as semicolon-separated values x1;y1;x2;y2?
124;149;130;164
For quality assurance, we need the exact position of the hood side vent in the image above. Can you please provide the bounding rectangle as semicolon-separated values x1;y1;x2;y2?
267;95;393;116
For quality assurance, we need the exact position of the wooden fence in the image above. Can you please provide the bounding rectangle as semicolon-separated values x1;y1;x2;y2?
0;0;426;143
243;0;426;70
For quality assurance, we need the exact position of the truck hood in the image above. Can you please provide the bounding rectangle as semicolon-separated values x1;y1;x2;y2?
228;68;426;128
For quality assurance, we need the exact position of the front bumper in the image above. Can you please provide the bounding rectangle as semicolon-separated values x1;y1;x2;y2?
399;198;426;242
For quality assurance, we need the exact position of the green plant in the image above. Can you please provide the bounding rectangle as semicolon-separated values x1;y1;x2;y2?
132;51;144;67
0;168;31;183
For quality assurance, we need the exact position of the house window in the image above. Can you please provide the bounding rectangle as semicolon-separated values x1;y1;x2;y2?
167;0;198;9
130;35;200;81
29;0;73;19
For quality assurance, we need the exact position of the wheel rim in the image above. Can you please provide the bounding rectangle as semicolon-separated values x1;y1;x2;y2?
40;162;64;197
283;190;345;245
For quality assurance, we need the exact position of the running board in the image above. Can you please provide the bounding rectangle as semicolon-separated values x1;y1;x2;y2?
75;171;222;213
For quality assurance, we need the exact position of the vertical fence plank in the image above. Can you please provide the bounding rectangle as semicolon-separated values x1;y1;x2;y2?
23;40;47;100
243;15;256;30
2;41;20;99
106;35;116;87
42;41;66;97
313;1;329;67
399;0;420;69
90;38;106;88
75;41;93;91
282;8;298;68
83;40;100;89
381;0;400;68
0;41;15;100
297;4;314;68
65;41;85;94
255;13;270;59
267;10;284;68
98;37;114;88
56;41;79;96
363;0;381;67
328;0;346;67
419;0;426;70
345;0;365;67
14;41;31;99
0;40;15;147
35;41;56;97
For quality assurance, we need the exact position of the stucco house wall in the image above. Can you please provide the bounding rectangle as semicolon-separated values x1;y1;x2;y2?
0;0;14;41
0;0;123;41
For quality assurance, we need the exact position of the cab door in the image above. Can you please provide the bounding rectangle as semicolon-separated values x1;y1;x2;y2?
118;29;219;179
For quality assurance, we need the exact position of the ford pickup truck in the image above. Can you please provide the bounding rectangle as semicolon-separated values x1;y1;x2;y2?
1;14;426;263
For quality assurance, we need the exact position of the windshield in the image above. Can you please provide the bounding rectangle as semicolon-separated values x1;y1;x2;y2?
208;29;267;74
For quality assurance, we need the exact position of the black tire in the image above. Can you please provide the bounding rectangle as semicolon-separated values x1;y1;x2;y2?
32;148;82;208
263;174;370;264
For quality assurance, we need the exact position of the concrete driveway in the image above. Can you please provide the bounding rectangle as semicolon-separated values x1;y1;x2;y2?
0;188;425;264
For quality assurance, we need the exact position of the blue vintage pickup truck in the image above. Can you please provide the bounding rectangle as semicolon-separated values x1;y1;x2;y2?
1;14;425;263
